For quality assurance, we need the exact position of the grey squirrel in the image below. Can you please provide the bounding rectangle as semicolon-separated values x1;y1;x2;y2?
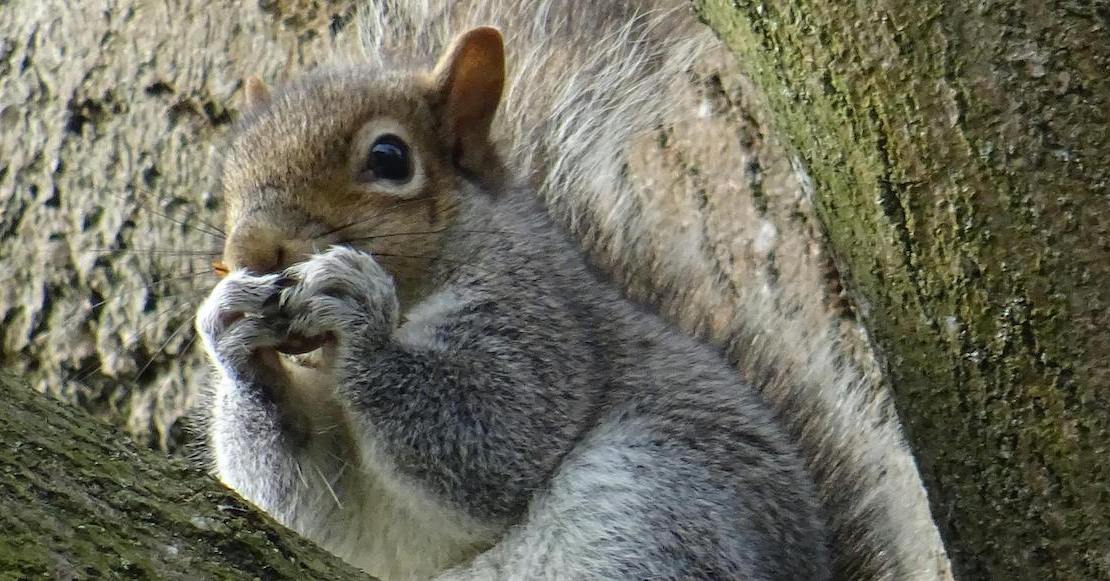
196;2;938;580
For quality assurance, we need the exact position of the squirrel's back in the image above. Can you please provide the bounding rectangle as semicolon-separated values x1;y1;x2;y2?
351;1;945;580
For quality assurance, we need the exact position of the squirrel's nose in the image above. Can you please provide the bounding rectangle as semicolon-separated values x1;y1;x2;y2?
224;223;291;275
228;244;286;275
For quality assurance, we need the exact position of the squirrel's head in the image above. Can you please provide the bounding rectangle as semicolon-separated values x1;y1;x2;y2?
215;27;505;303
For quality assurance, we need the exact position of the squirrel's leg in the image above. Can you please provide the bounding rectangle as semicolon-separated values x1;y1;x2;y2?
433;418;785;581
196;270;345;525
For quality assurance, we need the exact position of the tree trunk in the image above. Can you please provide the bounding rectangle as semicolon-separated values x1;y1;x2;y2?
695;1;1110;579
0;371;370;579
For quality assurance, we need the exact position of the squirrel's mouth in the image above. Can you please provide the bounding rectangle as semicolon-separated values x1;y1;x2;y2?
276;332;329;355
276;332;332;369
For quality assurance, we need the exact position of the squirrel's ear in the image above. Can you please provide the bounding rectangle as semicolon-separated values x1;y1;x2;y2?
431;27;504;168
244;76;272;109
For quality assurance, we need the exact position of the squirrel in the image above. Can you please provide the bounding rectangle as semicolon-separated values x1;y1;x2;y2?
197;23;829;581
195;2;937;580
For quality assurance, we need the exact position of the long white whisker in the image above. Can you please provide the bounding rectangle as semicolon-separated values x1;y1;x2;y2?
315;464;344;509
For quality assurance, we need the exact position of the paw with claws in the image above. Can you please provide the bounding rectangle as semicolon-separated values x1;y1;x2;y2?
196;247;398;377
195;270;287;381
277;246;400;357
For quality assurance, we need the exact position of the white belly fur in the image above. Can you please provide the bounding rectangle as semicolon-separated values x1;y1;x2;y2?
299;465;495;581
260;361;497;581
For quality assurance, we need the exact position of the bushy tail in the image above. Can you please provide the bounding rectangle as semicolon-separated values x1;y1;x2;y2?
354;2;947;580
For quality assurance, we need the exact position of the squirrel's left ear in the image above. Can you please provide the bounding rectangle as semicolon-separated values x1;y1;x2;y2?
244;76;272;110
431;26;505;172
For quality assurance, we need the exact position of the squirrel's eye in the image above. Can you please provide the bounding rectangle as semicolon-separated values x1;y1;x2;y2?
363;134;412;183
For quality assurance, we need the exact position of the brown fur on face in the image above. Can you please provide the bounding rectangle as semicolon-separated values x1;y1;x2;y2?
218;72;465;306
218;29;506;308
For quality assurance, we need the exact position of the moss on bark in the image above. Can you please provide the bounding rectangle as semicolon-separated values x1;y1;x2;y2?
696;1;1110;579
0;371;370;580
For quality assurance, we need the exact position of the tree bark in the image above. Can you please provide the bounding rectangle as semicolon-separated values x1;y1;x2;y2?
0;371;370;579
0;0;361;450
695;1;1110;579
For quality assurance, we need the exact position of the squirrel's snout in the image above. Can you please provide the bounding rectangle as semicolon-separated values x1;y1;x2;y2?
225;241;286;276
224;222;310;276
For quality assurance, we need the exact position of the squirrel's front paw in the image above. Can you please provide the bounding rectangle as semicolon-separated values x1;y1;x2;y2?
278;246;399;356
196;270;286;381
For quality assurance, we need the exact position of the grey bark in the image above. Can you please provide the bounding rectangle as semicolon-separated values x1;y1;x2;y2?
696;1;1110;579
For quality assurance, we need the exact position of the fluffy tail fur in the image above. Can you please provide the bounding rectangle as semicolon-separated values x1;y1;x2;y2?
351;2;948;579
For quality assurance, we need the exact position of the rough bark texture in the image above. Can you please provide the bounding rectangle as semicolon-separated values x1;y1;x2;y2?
696;1;1110;579
0;0;360;450
0;371;370;579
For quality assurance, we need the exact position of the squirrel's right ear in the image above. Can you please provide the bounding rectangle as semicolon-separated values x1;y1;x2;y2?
244;76;272;110
431;27;505;172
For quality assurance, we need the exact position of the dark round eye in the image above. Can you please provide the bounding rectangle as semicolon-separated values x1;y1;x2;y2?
363;134;412;183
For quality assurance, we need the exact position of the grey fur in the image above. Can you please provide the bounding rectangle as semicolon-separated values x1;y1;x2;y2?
199;179;830;579
191;1;920;580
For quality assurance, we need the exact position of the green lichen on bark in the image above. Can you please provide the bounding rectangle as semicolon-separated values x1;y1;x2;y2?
696;1;1109;579
0;371;371;580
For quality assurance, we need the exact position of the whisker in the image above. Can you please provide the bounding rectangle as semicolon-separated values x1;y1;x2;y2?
372;252;444;261
372;252;497;277
446;243;492;282
83;247;222;257
294;459;310;489
324;450;350;468
341;228;517;244
133;314;195;381
64;302;196;387
147;270;221;288
108;190;225;240
178;332;200;361
315;464;344;509
38;284;208;346
312;197;435;241
129;186;227;238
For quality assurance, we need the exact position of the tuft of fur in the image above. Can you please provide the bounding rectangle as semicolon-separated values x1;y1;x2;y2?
355;2;946;580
